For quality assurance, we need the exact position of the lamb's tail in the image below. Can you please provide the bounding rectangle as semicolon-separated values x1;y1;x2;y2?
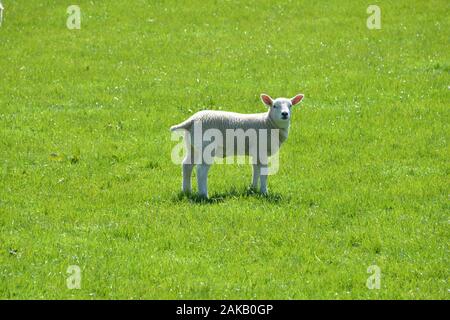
170;119;193;132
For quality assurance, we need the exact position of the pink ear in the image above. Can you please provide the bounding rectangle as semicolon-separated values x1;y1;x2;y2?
260;94;273;107
291;94;304;106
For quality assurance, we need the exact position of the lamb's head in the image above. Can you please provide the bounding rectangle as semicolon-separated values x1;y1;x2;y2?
261;94;304;128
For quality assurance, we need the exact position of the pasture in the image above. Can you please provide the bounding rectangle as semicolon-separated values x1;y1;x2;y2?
0;0;448;299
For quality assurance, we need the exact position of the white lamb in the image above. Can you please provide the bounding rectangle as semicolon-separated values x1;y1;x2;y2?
170;93;304;198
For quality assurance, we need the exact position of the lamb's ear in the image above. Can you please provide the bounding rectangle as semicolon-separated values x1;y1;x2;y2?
260;94;273;108
291;94;304;106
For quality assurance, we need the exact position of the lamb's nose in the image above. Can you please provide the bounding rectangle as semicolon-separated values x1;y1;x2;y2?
281;112;288;117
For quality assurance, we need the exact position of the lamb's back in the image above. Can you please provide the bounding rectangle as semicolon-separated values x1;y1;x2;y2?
190;110;267;130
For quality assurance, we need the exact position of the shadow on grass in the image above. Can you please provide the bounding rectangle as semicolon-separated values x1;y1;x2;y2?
173;187;286;204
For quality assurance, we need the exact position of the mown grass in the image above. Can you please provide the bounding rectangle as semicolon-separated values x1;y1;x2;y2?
0;0;448;299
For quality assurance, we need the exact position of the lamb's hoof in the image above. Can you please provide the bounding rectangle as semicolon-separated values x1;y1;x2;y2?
197;192;209;200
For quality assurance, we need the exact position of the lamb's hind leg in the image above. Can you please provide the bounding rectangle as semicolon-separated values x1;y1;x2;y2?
196;163;211;198
182;145;195;193
182;158;194;193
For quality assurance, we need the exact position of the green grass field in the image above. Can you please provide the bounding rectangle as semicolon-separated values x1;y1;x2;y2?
0;0;448;299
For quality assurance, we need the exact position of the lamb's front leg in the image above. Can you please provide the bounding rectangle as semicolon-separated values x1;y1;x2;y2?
196;163;211;198
260;165;268;195
252;163;260;190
